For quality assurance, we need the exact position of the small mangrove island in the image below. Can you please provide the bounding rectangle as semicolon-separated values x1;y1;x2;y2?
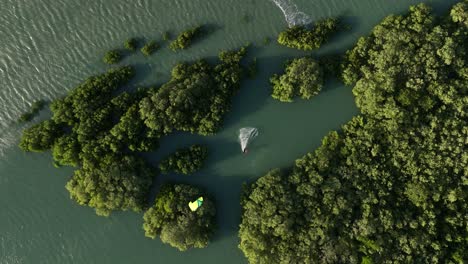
270;57;324;102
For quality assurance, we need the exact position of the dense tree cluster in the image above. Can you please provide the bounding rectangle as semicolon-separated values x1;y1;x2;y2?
66;155;154;216
20;46;247;228
139;47;247;135
451;0;468;27
240;3;467;263
169;26;202;51
143;184;216;251
103;50;121;64
19;119;63;152
141;41;158;56
19;66;157;215
277;18;340;51
270;57;323;102
159;145;208;175
18;99;47;123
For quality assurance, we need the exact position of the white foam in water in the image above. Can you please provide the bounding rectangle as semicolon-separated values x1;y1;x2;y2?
269;0;312;27
239;127;259;152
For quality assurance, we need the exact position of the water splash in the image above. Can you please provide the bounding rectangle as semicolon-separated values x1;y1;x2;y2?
239;127;258;152
269;0;312;27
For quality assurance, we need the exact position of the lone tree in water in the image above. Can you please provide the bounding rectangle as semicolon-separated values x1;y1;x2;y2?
277;18;341;50
103;50;121;64
270;57;323;102
143;184;216;251
159;145;208;175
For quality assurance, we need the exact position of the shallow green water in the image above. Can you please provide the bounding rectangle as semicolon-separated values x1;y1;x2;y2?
0;0;458;263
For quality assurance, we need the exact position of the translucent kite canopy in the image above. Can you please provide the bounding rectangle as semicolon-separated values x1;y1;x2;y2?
189;197;204;211
239;127;258;152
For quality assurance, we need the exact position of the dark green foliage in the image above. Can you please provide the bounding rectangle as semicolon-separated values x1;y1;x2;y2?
66;155;154;216
124;38;137;51
263;37;271;46
342;3;467;121
270;57;323;102
451;0;468;27
240;3;467;263
19;44;245;222
141;41;158;56
109;103;159;152
52;133;80;167
49;66;134;129
142;184;216;251
169;26;202;51
159;145;208;175
18;99;47;123
19;120;63;152
139;47;247;135
20;66;160;216
103;50;121;64
277;18;341;50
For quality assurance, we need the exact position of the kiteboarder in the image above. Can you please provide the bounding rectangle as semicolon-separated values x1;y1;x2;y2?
239;127;258;154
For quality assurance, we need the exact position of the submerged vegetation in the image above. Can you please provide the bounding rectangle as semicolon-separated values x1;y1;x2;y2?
277;18;341;50
159;145;208;175
143;184;216;251
18;99;47;123
240;3;467;263
270;57;323;102
169;26;203;51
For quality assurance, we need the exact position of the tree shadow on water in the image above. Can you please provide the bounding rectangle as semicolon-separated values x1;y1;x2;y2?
127;63;157;87
222;55;297;130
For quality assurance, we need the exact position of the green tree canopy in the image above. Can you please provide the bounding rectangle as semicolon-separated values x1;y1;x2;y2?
20;46;247;221
66;155;154;216
139;47;247;135
159;144;208;175
103;50;121;64
240;3;467;263
270;57;323;102
141;40;158;56
124;38;137;51
19;120;63;152
169;26;203;51
450;0;468;27
143;184;216;251
277;18;341;50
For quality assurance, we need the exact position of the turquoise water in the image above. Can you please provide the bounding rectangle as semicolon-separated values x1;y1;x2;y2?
0;0;458;263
